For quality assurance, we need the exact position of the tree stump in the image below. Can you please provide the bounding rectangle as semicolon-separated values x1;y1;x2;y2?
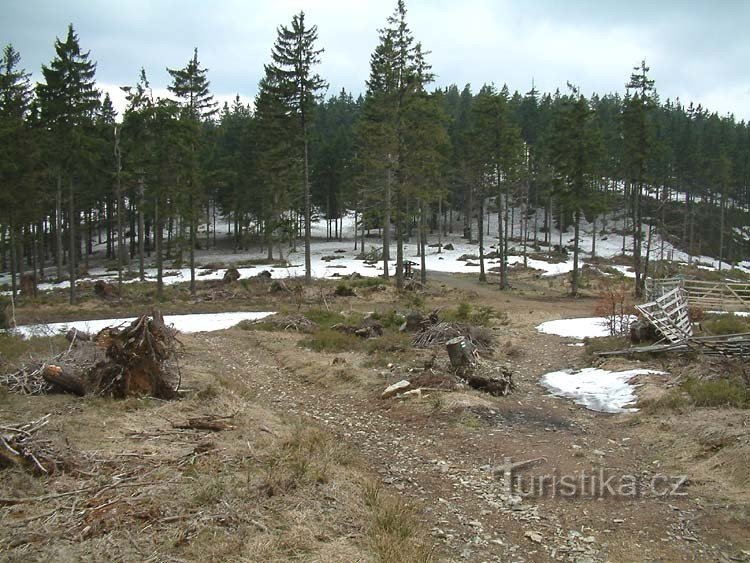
446;336;476;370
223;267;241;284
20;273;36;298
94;280;116;299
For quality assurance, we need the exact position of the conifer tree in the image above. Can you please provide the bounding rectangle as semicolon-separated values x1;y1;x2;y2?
0;44;35;300
470;84;523;287
622;60;655;296
254;71;299;260
357;0;441;287
549;85;603;296
167;48;217;294
37;24;100;304
265;12;327;283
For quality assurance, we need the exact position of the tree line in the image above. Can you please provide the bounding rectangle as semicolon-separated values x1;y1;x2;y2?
2;0;749;303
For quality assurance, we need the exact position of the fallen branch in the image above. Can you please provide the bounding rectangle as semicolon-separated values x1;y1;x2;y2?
173;416;236;432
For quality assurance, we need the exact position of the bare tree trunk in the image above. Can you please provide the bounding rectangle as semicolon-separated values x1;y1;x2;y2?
419;201;427;286
395;184;404;290
138;175;145;281
591;216;596;259
633;181;643;298
303;126;312;285
718;192;726;271
383;167;392;279
571;208;580;297
206;201;210;251
9;222;17;300
55;172;63;281
497;169;507;289
115;126;125;295
478;193;486;282
68;178;76;305
189;214;196;295
155;198;163;300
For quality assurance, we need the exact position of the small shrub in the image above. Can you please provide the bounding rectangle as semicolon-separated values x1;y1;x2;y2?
349;277;386;289
443;303;497;326
370;310;406;330
261;424;347;497
455;302;471;321
192;477;226;506
300;329;363;352
334;283;355;297
404;292;424;310
594;283;634;336
683;377;749;408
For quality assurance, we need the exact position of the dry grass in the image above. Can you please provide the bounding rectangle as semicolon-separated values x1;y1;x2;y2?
363;481;436;563
0;330;438;562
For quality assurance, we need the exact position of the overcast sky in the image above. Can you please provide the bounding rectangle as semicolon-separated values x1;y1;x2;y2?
3;0;750;121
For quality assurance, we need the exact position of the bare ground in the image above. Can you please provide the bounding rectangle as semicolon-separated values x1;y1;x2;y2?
1;269;749;562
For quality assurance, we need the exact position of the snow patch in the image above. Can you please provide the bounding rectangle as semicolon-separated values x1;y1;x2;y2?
8;311;274;339
541;367;667;413
535;316;637;339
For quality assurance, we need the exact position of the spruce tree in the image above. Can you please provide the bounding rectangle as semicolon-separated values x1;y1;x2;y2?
549;85;603;296
167;49;217;294
470;84;523;287
357;0;439;287
265;12;327;284
622;60;655;296
0;44;35;300
37;24;100;304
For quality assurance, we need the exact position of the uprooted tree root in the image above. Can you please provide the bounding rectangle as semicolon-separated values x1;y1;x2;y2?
1;310;181;400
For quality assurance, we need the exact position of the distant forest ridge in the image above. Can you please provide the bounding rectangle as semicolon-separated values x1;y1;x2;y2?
1;0;749;302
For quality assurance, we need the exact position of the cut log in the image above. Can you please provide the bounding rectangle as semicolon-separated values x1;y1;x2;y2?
41;365;86;396
446;336;475;370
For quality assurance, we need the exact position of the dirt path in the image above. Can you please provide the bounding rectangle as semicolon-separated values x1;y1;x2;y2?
185;274;745;562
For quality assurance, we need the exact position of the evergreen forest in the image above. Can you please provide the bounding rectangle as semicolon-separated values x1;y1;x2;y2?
2;1;749;303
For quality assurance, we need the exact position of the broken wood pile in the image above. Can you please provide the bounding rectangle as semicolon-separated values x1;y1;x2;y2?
413;321;494;353
445;336;514;396
0;414;67;475
0;311;181;399
601;332;750;358
258;313;318;333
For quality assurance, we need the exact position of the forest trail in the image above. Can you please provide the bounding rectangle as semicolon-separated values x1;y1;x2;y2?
186;301;743;562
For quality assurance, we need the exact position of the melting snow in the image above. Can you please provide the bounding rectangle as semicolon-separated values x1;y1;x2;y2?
541;367;667;413
9;311;274;339
535;316;637;339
